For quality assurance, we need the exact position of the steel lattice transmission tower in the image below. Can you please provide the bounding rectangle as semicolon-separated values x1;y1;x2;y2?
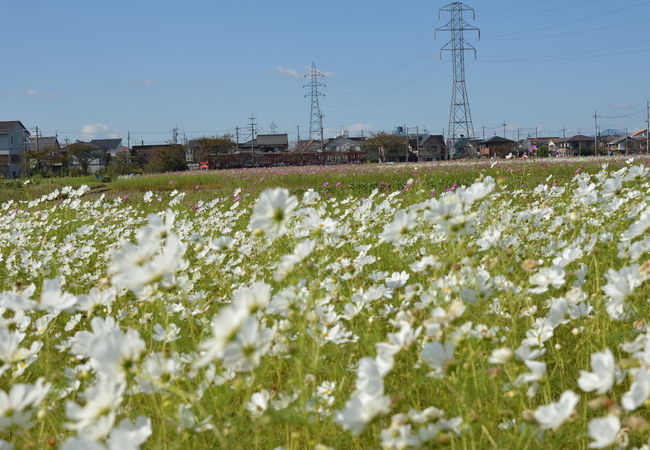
304;62;326;145
436;2;480;158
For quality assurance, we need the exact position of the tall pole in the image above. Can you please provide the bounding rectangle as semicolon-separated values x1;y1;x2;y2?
319;114;324;152
249;115;256;163
502;121;507;138
295;123;300;151
436;2;480;158
593;111;599;156
416;125;420;161
646;100;649;154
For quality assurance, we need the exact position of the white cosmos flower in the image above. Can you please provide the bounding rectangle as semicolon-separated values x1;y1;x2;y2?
62;416;152;450
249;188;298;237
38;277;78;311
381;209;417;243
578;349;615;394
602;265;646;321
65;378;126;439
334;358;391;435
533;390;579;430
110;214;186;295
488;347;514;364
0;378;51;432
529;266;565;294
89;328;145;378
245;390;270;418
221;317;273;372
151;323;180;342
421;341;455;378
588;415;620;449
622;368;650;411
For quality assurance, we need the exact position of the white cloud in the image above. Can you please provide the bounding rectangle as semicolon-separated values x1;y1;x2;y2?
135;80;155;87
275;66;301;79
24;89;38;96
613;102;632;110
81;123;121;139
322;71;334;78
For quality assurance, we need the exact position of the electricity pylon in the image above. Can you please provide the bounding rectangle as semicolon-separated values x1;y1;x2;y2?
304;63;326;142
436;2;480;158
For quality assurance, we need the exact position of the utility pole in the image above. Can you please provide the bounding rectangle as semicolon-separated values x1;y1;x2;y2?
270;122;278;134
172;126;179;145
593;111;599;156
127;131;131;163
35;126;40;151
319;113;324;152
646;100;649;154
235;126;240;146
502;121;507;138
295;123;301;151
561;127;566;139
249;115;257;163
482;125;485;140
416;125;420;161
304;63;326;141
625;128;628;155
436;2;480;158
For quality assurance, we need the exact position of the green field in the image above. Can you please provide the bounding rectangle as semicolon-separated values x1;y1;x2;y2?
1;156;649;449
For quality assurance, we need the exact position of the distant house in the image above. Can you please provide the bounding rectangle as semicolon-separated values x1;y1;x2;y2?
238;134;289;153
65;139;121;174
130;144;177;166
607;136;639;154
0;121;29;178
479;136;517;158
557;135;595;155
411;135;446;161
27;136;64;173
90;139;122;158
323;136;363;153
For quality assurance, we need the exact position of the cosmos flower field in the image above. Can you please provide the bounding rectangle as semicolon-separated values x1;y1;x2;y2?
1;158;650;449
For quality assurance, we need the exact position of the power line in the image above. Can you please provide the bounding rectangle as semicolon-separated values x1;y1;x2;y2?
486;0;650;39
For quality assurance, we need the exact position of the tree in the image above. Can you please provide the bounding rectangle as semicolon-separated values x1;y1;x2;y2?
144;145;187;173
190;135;236;162
105;152;141;177
23;146;65;176
365;132;408;162
67;142;99;176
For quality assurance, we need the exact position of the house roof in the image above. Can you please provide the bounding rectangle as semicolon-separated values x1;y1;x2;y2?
480;136;515;144
565;134;594;142
28;136;59;151
0;121;27;135
255;134;288;146
90;139;122;150
608;136;635;145
631;129;648;137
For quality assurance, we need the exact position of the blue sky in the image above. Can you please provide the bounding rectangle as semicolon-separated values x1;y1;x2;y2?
2;0;650;144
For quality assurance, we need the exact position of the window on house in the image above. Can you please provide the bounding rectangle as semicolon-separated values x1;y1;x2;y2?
11;136;14;145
